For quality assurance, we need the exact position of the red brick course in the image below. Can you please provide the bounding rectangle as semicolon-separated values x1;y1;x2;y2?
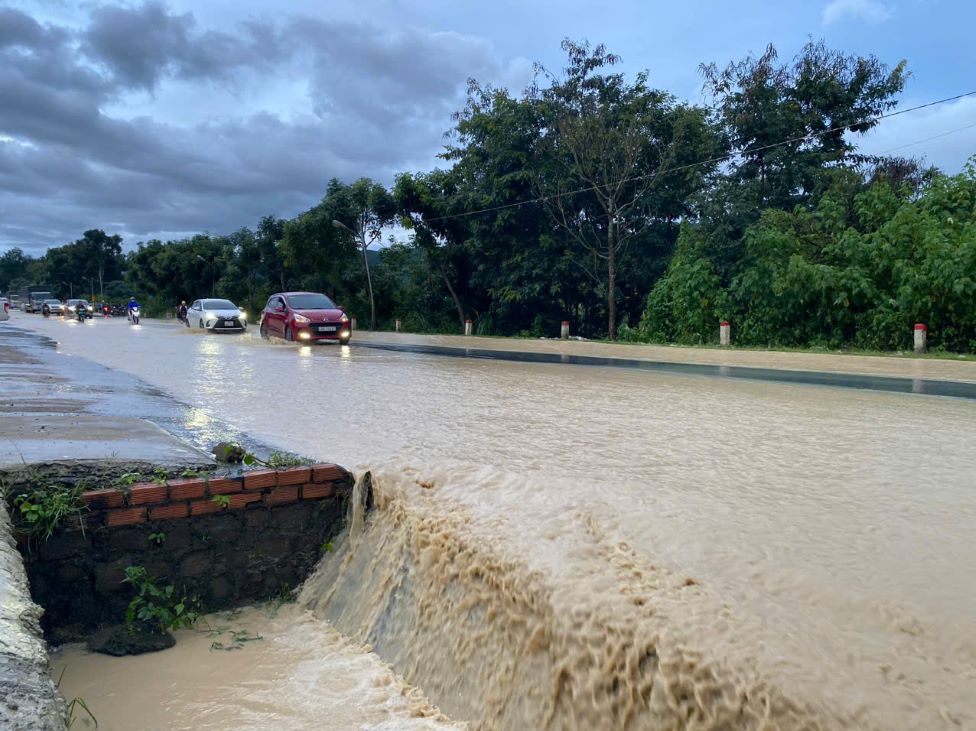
276;468;310;486
190;499;225;516
267;485;299;505
243;469;277;490
106;507;146;527
83;489;124;509
302;482;334;500
312;464;344;482
228;493;262;509
128;483;168;505
207;476;243;495
167;478;206;501
80;466;343;527
149;503;189;521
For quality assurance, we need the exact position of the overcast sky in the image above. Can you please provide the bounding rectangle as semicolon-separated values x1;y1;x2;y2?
2;0;974;255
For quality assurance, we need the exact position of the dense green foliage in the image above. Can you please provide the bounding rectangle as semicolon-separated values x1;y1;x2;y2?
643;164;976;351
123;565;200;633
3;39;973;351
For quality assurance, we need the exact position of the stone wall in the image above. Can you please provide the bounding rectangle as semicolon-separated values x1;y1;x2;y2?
0;501;66;730
20;464;353;641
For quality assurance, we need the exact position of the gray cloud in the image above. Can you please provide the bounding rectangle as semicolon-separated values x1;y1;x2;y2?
81;1;288;91
0;2;524;255
0;7;45;48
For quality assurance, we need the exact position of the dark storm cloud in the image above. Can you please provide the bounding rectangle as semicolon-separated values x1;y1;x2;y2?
0;2;521;254
0;7;45;47
81;1;288;91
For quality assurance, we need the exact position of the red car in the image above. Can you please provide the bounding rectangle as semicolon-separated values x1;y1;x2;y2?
259;292;351;344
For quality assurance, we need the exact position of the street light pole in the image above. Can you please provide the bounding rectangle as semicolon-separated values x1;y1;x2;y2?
196;256;215;297
61;281;72;298
333;219;376;331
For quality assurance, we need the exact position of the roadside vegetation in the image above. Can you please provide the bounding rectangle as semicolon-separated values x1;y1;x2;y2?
1;475;89;551
2;39;973;352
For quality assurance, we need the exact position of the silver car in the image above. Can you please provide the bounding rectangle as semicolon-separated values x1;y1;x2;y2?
63;299;93;318
186;298;247;332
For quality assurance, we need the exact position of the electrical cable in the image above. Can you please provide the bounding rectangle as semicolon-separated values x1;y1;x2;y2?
422;90;976;224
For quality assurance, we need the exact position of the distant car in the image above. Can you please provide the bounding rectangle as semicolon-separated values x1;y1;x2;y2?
260;291;351;344
63;299;94;319
186;298;247;332
41;298;62;315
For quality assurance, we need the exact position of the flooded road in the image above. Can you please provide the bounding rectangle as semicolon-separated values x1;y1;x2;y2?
20;315;976;729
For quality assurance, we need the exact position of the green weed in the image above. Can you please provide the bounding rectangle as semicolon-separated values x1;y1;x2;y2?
11;482;88;544
123;566;199;633
57;667;98;729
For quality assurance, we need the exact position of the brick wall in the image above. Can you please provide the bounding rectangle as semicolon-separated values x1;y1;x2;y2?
23;464;353;641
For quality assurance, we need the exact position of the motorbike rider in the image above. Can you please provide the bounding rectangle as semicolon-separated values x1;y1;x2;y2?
177;300;188;323
41;302;51;318
76;301;88;321
127;297;140;322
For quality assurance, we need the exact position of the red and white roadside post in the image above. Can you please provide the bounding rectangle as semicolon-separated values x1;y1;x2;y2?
464;319;473;336
560;320;570;339
395;318;401;332
914;323;927;354
719;320;731;347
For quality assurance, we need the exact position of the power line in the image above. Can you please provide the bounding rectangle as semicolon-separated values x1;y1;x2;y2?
423;90;976;224
878;120;976;156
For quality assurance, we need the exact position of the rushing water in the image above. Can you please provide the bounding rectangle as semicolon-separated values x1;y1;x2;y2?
52;604;460;730
26;316;976;729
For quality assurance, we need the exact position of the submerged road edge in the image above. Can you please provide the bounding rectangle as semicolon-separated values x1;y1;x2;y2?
357;340;976;400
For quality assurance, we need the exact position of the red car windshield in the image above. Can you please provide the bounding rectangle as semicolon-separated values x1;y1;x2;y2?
287;294;336;310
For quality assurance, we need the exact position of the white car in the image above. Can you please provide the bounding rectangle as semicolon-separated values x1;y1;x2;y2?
186;298;247;332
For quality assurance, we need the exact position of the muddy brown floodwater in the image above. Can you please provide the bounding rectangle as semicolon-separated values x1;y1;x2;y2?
23;316;976;729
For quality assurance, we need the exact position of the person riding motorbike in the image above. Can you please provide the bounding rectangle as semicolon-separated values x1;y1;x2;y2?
177;300;188;324
76;302;89;322
41;302;51;318
128;297;142;325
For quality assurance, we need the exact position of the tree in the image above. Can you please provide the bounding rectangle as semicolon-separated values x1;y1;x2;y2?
438;82;575;336
330;179;396;330
77;229;123;298
698;40;907;274
0;248;31;292
532;40;720;339
394;169;474;328
278;180;361;313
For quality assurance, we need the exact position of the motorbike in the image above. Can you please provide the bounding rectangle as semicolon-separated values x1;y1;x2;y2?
130;306;141;325
41;304;51;318
76;304;89;322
